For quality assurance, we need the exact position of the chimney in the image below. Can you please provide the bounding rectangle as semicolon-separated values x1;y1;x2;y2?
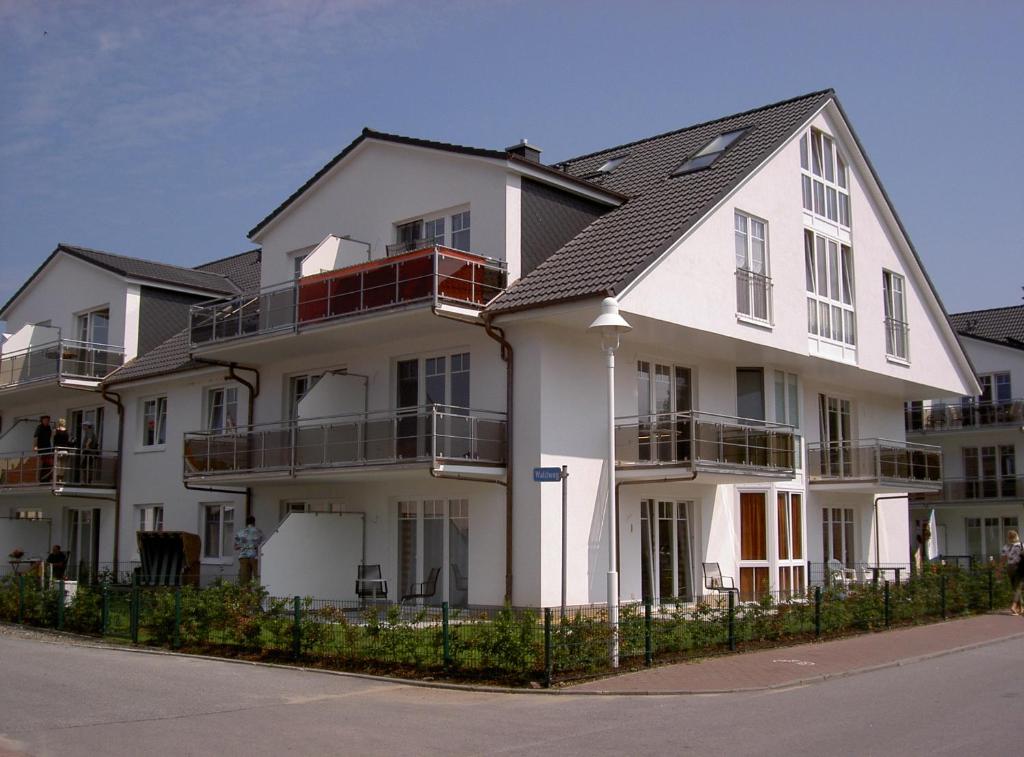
506;138;542;163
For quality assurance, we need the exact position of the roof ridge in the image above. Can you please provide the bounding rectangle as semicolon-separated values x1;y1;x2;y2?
950;303;1024;317
361;128;507;160
555;88;835;167
58;242;234;282
195;247;261;269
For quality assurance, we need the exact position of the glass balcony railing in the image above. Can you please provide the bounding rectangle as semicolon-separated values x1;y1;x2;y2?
615;411;797;475
0;449;119;491
910;475;1023;505
735;268;773;323
0;340;125;390
183;405;507;479
806;439;942;487
189;246;507;347
905;398;1024;433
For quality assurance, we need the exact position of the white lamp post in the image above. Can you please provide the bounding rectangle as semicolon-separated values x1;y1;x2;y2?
588;296;631;668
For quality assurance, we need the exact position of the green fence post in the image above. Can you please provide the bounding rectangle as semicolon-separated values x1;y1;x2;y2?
101;583;109;636
988;568;994;611
940;574;947;619
442;601;451;670
17;574;24;625
644;598;653;667
292;596;301;661
814;586;822;638
543;607;552;689
727;591;736;652
884;580;891;628
173;587;182;649
130;573;139;644
56;579;65;631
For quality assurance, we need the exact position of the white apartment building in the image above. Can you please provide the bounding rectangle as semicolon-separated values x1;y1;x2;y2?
4;89;979;606
0;245;256;578
907;305;1024;562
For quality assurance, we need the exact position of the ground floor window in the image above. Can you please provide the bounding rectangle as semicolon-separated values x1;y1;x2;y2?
822;507;855;569
739;492;770;601
279;500;344;522
203;503;235;559
136;504;164;533
65;507;101;580
966;516;1018;561
398;498;469;607
777;492;805;597
640;500;693;602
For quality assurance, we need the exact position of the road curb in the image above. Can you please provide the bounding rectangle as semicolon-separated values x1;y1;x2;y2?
3;621;1023;697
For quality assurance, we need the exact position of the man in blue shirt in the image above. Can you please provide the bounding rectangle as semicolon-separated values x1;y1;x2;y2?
233;515;264;585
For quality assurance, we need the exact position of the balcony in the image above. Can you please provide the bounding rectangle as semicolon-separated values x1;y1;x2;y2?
0;339;125;394
735;268;773;324
0;449;119;496
906;398;1024;434
188;246;507;350
183;405;507;484
910;476;1023;507
615;411;797;482
884;317;909;361
806;439;942;492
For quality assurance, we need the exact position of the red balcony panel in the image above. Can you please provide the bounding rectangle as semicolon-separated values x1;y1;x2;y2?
328;270;362;316
297;277;330;323
398;255;433;301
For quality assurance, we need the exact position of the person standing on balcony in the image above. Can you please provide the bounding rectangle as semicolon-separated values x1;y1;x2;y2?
52;418;71;484
1001;530;1023;615
233;516;264;584
33;415;53;483
78;421;99;485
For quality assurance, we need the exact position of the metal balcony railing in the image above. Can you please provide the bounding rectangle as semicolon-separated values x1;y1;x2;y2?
0;339;125;389
905;398;1024;433
884;317;909;361
806;439;942;486
183;405;507;479
188;246;507;347
615;410;797;475
735;268;773;323
0;449;119;490
910;475;1023;505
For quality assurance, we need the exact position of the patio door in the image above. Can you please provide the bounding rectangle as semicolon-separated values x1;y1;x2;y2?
398;498;469;607
75;308;110;377
776;492;804;596
69;407;105;447
640;500;694;602
395;354;471;460
65;507;101;580
818;394;852;477
637;362;692;464
738;492;769;601
822;507;855;569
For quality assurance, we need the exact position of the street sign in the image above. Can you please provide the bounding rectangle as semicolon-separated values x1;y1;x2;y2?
533;467;563;482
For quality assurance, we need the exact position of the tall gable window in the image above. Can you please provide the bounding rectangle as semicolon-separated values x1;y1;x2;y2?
800;128;850;227
882;270;909;361
734;211;771;323
804;230;855;346
673;129;745;175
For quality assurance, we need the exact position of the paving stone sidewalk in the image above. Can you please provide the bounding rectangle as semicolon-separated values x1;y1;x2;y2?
571;613;1024;694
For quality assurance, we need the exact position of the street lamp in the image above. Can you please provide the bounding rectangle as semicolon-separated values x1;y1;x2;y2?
588;296;631;667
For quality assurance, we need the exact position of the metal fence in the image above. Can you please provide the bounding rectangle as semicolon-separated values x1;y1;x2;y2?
806;438;942;486
0;565;1012;686
0;449;119;490
0;339;125;388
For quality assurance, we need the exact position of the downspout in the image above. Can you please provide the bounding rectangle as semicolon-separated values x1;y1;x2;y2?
193;358;260;520
100;387;125;566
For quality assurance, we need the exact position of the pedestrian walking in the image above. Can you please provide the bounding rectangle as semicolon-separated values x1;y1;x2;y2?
33;415;53;483
233;515;264;585
1001;530;1023;615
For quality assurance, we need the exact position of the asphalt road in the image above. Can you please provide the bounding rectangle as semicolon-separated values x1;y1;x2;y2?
0;631;1019;757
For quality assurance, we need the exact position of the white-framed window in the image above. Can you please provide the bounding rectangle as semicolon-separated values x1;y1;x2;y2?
141;397;167;447
963;445;1017;499
13;509;44;520
70;407;104;449
777;491;805;597
640;499;694;602
293;253;307;280
278;500;343;522
738;491;770;601
137;505;164;533
202;503;235;560
424;217;446;245
76;307;111;345
734;211;771;323
774;371;801;469
966;515;1018;561
804;230;855;346
883;270;909;360
800;128;851;227
396;352;471;410
822;506;855;568
450;211;471;251
206;387;238;432
397;498;470;608
818;394;853;478
287;373;323;420
636;360;692;464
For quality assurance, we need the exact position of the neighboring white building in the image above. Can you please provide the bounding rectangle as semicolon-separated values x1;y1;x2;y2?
5;89;980;606
907;305;1024;562
0;244;256;578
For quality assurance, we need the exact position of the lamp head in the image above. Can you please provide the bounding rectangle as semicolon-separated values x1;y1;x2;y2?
588;297;632;349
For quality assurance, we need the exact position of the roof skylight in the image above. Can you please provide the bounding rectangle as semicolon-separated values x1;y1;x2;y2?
597;155;627;173
672;128;746;176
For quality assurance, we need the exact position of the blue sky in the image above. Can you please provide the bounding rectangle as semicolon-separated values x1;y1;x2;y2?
1;0;1021;314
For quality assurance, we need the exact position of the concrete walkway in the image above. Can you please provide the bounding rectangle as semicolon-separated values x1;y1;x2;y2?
571;612;1024;694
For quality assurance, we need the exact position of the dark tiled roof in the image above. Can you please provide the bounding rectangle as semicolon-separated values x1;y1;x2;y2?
104;329;200;386
949;305;1024;350
487;89;835;313
196;248;262;293
247;128;623;240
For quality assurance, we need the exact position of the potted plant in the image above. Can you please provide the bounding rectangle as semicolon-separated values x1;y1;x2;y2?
8;548;25;560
